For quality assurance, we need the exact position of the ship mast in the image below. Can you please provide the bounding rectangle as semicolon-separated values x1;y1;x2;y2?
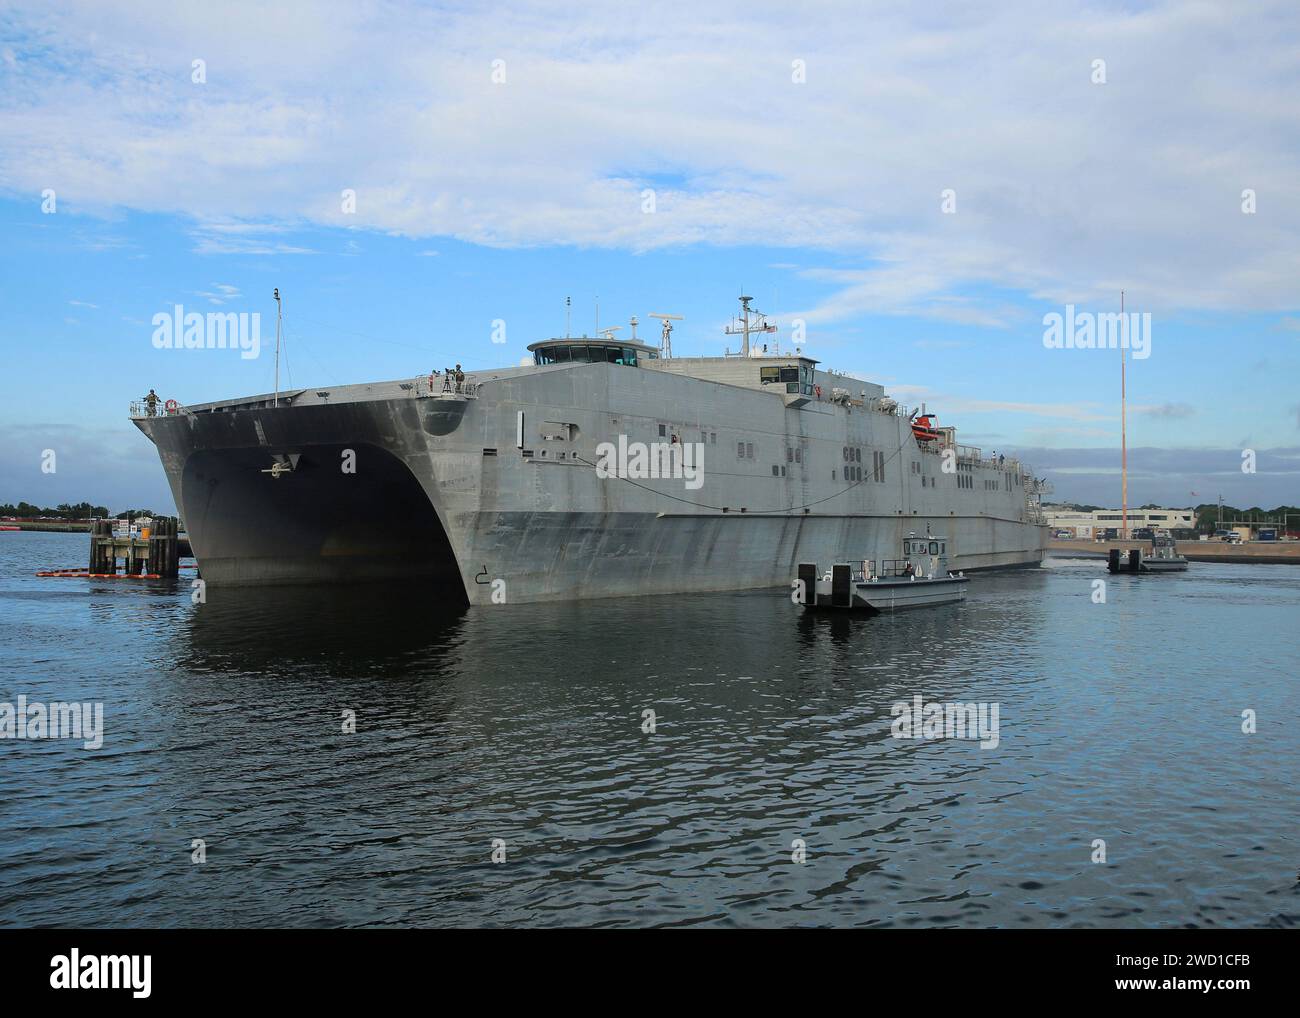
725;295;775;356
1120;290;1128;539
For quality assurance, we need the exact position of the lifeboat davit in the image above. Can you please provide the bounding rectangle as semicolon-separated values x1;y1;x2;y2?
911;413;939;442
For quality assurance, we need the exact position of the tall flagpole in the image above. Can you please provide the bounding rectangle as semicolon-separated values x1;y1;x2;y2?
273;287;282;408
1121;290;1128;539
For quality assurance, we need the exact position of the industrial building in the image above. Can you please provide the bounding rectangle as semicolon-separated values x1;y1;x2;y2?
1044;507;1195;539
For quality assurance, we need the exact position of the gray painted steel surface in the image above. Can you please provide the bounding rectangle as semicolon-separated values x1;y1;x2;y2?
134;356;1047;604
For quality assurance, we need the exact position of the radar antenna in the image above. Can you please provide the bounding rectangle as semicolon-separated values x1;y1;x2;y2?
647;312;683;358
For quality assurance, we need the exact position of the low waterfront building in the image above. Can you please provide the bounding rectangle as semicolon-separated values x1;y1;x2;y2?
1044;506;1194;538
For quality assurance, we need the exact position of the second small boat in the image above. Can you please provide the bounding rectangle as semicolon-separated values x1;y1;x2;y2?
1107;532;1190;573
797;532;969;611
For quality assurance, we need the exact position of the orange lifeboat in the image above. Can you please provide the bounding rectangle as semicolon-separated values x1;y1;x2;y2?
911;412;939;442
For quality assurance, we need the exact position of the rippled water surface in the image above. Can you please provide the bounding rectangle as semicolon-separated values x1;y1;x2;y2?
1;532;1297;927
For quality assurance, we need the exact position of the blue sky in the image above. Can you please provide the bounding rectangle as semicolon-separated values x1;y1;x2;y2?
1;0;1298;512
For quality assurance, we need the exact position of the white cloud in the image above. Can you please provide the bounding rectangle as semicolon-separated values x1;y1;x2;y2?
193;284;242;304
1;0;1297;326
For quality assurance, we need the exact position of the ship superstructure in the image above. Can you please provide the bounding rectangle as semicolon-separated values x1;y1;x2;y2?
133;298;1049;604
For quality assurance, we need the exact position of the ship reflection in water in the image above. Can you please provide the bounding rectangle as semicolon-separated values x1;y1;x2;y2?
2;534;1298;928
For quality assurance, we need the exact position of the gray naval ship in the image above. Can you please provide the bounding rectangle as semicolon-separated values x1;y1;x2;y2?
133;297;1049;605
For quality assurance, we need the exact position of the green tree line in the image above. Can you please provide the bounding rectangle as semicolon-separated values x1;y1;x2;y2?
0;502;159;521
1192;504;1300;532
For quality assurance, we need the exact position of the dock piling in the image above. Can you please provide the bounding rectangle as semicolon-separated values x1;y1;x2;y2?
84;516;180;578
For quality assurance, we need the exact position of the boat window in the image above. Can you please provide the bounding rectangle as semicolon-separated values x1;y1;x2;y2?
929;542;938;554
621;346;639;366
760;366;780;384
605;346;622;364
779;367;799;383
569;345;592;362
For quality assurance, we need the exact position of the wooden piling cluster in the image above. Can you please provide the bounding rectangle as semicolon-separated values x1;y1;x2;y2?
87;517;180;578
149;516;181;577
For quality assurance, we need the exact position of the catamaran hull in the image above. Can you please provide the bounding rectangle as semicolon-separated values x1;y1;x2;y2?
134;366;1048;605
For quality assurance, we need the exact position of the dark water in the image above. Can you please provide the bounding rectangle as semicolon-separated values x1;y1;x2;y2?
1;531;1296;928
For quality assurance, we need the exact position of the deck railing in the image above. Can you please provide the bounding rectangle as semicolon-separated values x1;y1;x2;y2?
128;400;185;419
416;377;481;398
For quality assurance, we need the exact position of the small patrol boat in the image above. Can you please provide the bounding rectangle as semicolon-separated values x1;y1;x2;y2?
1109;532;1189;573
797;533;969;611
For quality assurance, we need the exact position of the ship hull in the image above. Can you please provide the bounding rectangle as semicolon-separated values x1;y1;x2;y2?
134;363;1048;605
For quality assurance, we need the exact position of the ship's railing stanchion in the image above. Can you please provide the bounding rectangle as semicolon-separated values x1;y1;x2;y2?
128;400;185;419
415;378;480;399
